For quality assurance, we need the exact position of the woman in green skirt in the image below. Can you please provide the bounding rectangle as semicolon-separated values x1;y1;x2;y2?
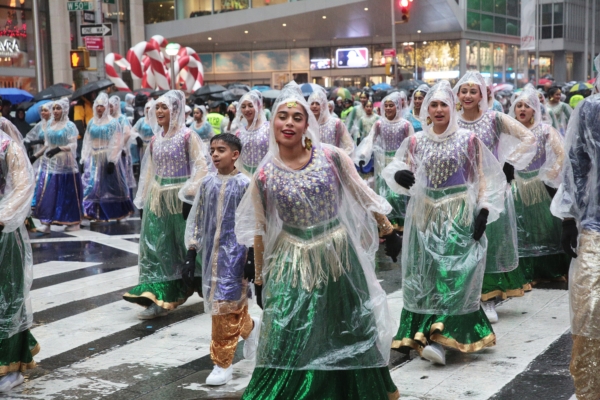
123;91;208;319
0;128;38;392
382;80;506;365
509;88;569;282
235;82;402;399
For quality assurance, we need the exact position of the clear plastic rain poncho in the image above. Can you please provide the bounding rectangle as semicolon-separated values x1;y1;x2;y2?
132;100;155;161
235;81;396;370
546;94;572;137
307;88;354;155
454;71;537;273
109;95;136;189
382;80;506;315
37;98;79;175
25;102;52;157
405;84;430;132
185;170;251;315
0;128;35;339
134;90;208;284
190;105;214;141
235;92;270;176
550;90;600;340
0;117;25;149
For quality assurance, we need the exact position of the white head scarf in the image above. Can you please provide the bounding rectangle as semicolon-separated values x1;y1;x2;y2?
237;90;264;130
421;80;459;140
193;104;208;125
92;92;112;125
50;97;70;130
509;88;542;129
453;70;489;114
39;102;52;120
125;93;135;107
268;81;321;171
307;87;331;125
151;90;187;138
408;84;430;115
109;95;122;118
380;92;405;122
144;100;154;123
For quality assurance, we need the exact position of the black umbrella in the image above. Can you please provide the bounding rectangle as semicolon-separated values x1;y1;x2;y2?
210;90;241;102
397;80;428;91
152;89;170;97
33;84;73;102
16;101;35;111
111;91;135;101
71;79;114;101
193;84;227;97
225;82;251;92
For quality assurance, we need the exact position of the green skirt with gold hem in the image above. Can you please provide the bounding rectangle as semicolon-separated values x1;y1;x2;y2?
0;330;39;376
520;253;570;284
481;267;531;302
392;308;496;354
123;278;202;309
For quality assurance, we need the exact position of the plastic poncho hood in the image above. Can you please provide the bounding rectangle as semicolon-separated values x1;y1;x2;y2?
453;70;489;114
307;87;331;125
420;80;459;140
509;88;542;130
237;90;265;130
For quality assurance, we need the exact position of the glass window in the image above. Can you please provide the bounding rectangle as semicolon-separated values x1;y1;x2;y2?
466;40;479;70
253;0;288;7
479;42;493;75
541;26;552;39
495;0;506;15
144;1;174;24
481;0;494;12
541;4;552;25
506;0;518;17
553;25;563;38
494;16;506;34
467;11;480;31
506;19;518;36
176;0;212;18
467;0;480;10
481;14;494;32
214;0;249;13
553;3;563;24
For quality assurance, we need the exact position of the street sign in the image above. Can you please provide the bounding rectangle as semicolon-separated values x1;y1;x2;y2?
84;36;104;51
80;23;113;37
83;11;96;23
67;1;94;11
103;0;115;3
383;48;396;58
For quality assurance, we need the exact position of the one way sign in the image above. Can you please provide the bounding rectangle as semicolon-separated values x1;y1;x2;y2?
80;23;112;37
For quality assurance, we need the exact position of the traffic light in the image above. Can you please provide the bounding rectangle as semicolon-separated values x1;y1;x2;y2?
70;49;90;69
398;0;412;23
385;63;395;76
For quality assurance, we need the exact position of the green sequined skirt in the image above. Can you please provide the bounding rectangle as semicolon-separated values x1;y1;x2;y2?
481;267;530;301
376;175;407;228
0;330;39;376
392;308;496;354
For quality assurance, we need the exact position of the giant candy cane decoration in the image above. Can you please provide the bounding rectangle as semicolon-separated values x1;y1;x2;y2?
104;53;131;92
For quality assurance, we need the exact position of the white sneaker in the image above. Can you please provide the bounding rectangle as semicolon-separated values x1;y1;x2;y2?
80;219;91;227
422;342;446;365
38;224;51;233
205;365;232;386
0;372;24;392
482;301;499;323
137;303;169;320
65;224;80;232
243;317;260;361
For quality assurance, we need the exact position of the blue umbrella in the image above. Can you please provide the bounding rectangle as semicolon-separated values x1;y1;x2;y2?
25;100;52;124
251;85;271;92
371;83;392;91
300;83;324;97
0;88;34;104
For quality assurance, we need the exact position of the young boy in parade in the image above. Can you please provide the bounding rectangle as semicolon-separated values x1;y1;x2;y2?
183;133;259;386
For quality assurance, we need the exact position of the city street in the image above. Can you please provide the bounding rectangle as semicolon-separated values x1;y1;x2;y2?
5;215;576;400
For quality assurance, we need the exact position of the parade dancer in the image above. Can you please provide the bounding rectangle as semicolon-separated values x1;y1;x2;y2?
546;87;572;136
509;89;568;283
0;128;37;393
235;91;269;177
550;55;600;399
123;90;207;319
183;133;258;386
453;71;536;323
30;99;83;233
307;88;354;155
80;93;134;222
131;100;155;164
357;99;380;143
189;105;214;166
236;82;401;400
383;80;506;365
405;84;429;133
109;96;136;200
355;92;414;230
24;102;51;211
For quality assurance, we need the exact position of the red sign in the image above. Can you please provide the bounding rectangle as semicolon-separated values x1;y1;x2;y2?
84;36;104;51
383;48;396;57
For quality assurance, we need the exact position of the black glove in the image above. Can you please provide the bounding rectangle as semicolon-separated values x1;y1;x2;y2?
182;201;192;220
561;219;578;258
0;224;4;236
394;170;415;190
138;209;143;220
46;147;62;158
383;230;402;262
121;150;126;157
181;249;197;288
544;184;557;199
358;160;365;167
255;284;263;309
473;208;489;241
29;139;44;146
135;137;144;147
227;110;235;120
106;162;115;174
503;163;515;183
28;155;37;164
244;247;255;282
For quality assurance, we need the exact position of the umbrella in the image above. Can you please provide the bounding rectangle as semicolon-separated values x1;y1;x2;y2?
371;83;392;91
0;88;33;104
152;89;170;97
587;78;596;84
262;89;281;100
347;86;361;94
211;90;242;102
252;85;271;92
25;100;52;124
193;84;227;97
330;87;352;100
71;79;114;101
397;80;428;91
225;82;251;92
300;83;324;97
570;82;594;92
227;87;250;97
133;88;154;97
493;83;514;92
538;78;553;86
33;84;73;102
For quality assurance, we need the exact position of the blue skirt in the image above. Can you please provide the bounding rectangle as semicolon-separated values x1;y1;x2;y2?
33;171;83;225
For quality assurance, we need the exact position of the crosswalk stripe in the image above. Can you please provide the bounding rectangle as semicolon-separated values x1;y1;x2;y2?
33;261;103;280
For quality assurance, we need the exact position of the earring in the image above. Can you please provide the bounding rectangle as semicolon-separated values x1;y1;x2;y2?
305;138;313;151
530;116;535;125
456;102;462;111
301;133;306;148
426;116;432;125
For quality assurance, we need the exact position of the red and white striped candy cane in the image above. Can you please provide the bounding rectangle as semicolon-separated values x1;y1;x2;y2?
127;39;169;90
105;53;131;92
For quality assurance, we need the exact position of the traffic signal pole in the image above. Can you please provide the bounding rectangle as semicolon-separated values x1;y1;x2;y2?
96;0;105;79
390;0;399;85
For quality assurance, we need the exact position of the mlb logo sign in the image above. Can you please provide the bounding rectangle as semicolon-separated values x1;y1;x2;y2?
335;48;369;69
